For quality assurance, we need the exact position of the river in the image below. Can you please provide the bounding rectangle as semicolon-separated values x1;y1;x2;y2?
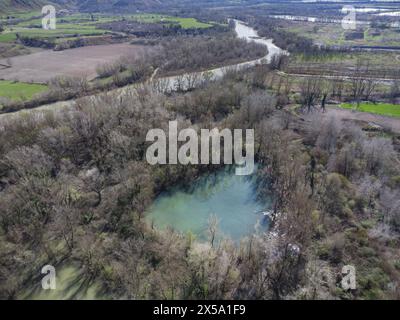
156;19;287;92
0;20;286;121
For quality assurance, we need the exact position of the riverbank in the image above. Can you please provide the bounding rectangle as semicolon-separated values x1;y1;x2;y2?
0;20;284;120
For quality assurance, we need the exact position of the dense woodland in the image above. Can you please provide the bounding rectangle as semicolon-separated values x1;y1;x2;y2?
1;0;400;301
1;61;399;299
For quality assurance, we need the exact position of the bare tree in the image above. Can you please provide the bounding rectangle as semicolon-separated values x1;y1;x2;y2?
389;80;400;103
349;58;376;109
320;80;332;113
299;77;322;113
208;214;219;248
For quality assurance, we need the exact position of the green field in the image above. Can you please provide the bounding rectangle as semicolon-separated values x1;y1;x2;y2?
0;12;213;44
0;32;18;42
0;28;107;43
341;102;400;118
0;10;41;22
0;15;109;42
0;13;115;43
132;14;213;29
0;80;48;101
15;13;120;27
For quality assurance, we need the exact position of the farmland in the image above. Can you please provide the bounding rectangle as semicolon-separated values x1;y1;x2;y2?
285;51;400;82
280;20;400;48
0;13;113;43
0;13;214;45
0;43;148;83
0;80;47;101
131;14;214;29
341;102;400;118
0;10;41;21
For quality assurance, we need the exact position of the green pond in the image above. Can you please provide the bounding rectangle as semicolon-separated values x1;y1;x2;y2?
20;169;269;300
147;168;270;241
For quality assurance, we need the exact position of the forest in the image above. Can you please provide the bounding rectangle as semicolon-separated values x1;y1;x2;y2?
0;0;400;301
1;62;399;299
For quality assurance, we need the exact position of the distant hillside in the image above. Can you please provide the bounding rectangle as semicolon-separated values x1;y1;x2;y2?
1;0;300;15
70;0;329;13
0;0;45;13
76;0;173;12
74;0;245;13
0;0;76;14
1;0;170;14
0;0;217;15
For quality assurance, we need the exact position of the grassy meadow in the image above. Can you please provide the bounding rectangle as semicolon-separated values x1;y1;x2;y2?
0;80;48;101
131;14;213;29
341;102;400;118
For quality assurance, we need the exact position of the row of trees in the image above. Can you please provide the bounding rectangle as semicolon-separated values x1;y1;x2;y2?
158;34;266;74
284;58;381;112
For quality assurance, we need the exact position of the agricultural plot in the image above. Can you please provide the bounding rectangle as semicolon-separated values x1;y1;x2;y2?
0;80;47;101
0;14;112;43
0;27;107;43
0;10;41;22
341;102;400;118
284;21;400;47
0;43;148;83
0;13;213;47
131;14;213;29
1;13;213;41
287;51;400;80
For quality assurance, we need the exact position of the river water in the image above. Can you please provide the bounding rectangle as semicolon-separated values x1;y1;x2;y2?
0;20;286;120
154;19;287;92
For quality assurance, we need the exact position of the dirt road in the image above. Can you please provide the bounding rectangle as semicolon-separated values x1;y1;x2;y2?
326;106;400;133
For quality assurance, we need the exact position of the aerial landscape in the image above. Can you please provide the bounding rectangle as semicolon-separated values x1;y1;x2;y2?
0;0;400;301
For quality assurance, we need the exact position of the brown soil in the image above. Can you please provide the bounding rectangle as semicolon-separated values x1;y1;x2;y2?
327;106;400;133
0;43;149;83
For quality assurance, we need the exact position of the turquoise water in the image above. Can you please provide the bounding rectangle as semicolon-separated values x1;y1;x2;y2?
147;169;270;241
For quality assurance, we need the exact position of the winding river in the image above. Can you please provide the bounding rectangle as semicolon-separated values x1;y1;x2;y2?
0;20;286;121
159;19;287;92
